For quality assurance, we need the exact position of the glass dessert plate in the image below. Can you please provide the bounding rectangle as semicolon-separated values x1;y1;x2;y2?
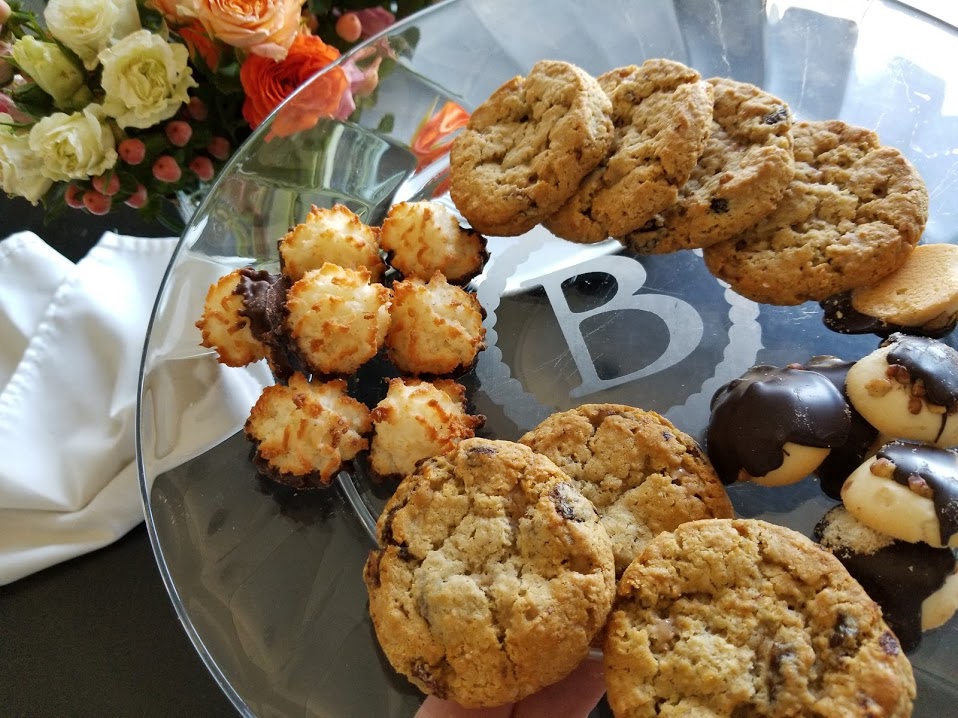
136;1;958;715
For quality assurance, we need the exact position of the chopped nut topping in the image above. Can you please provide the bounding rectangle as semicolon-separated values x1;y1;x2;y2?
865;378;892;397
911;379;926;398
870;457;895;478
886;364;911;384
907;396;923;415
927;403;947;415
907;474;934;498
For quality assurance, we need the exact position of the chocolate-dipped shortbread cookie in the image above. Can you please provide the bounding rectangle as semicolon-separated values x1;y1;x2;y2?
707;365;851;486
846;333;958;447
816;504;958;652
842;440;958;549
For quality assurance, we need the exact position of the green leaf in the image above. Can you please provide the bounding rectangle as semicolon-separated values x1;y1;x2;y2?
376;113;395;133
11;82;54;117
308;0;334;17
136;0;166;33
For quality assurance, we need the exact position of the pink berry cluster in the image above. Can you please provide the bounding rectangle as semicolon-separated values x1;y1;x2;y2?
61;95;234;223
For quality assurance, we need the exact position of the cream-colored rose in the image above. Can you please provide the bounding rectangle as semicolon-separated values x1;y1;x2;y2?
44;0;141;70
11;37;93;110
99;29;197;129
0;115;53;203
197;0;303;61
28;104;118;182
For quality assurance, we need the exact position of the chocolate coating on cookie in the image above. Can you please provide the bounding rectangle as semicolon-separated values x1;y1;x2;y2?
878;440;958;546
885;334;958;417
815;504;957;652
820;293;956;339
802;355;880;499
235;268;299;380
707;365;850;485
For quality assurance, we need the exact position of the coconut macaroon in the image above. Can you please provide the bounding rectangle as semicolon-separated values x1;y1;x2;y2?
369;378;485;479
386;272;486;376
379;200;488;284
244;372;371;488
284;262;391;376
279;204;386;282
196;268;270;367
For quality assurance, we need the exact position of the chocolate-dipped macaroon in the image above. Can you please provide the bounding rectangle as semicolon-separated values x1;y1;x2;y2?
707;365;851;486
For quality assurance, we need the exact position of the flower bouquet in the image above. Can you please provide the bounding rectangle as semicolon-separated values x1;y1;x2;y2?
0;0;435;230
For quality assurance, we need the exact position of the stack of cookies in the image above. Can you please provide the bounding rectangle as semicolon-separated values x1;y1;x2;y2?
362;404;917;716
705;333;958;655
449;58;930;309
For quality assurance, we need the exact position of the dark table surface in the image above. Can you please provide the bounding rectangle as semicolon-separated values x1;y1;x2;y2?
0;194;237;717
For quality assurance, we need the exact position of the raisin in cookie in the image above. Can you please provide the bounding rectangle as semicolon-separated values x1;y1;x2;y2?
543;59;713;243
449;60;614;236
625;76;794;254
519;404;732;576
703;119;928;306
604;518;916;718
363;438;615;708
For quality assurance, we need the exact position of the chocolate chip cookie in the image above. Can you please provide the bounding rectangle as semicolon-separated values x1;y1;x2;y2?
363;438;615;707
543;59;714;243
449;60;614;236
703;119;928;305
604;518;916;718
625;76;795;254
519;403;732;576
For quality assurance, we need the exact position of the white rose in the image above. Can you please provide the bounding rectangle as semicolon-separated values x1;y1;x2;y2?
99;29;197;129
0;115;54;203
11;37;92;110
29;104;118;182
44;0;141;70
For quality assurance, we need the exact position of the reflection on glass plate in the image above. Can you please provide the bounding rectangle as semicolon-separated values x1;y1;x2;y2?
137;1;958;715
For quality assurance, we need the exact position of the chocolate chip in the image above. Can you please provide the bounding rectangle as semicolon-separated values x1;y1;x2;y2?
829;612;859;655
551;483;587;522
879;631;901;656
763;107;789;125
710;197;730;214
364;550;382;587
468;444;497;456
412;659;445;697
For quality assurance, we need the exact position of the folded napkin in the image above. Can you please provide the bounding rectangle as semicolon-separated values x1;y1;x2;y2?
0;230;177;585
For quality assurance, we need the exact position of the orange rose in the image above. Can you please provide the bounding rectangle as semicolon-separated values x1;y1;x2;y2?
240;32;346;134
178;21;222;70
410;101;470;169
197;0;303;61
150;0;199;25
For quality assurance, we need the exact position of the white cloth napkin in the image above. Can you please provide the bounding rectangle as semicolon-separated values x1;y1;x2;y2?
0;230;177;584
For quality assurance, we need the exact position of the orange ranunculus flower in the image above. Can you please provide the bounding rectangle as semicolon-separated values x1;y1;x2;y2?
410;100;470;170
241;31;346;133
197;0;303;61
150;0;200;25
178;21;222;70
